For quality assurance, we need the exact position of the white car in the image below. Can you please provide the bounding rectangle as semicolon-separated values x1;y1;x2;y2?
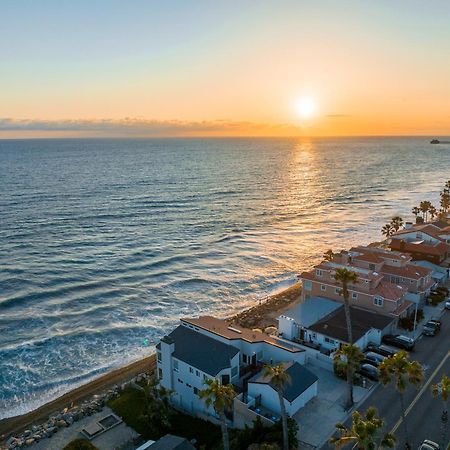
445;299;450;310
418;440;440;450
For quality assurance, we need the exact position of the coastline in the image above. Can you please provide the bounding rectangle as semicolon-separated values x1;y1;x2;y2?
0;281;301;440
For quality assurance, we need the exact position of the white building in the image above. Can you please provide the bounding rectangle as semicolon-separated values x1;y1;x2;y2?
247;361;318;417
278;297;395;356
156;316;315;427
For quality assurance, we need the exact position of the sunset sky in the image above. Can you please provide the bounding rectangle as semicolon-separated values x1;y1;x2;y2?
2;1;450;138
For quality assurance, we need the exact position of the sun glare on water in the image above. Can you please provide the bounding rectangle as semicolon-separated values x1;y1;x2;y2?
295;97;317;119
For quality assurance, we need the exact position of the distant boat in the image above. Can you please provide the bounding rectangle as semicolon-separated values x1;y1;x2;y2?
430;139;440;144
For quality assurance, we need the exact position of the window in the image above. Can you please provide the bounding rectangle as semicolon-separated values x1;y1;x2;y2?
157;352;162;363
186;383;192;388
158;368;163;379
189;367;194;374
316;269;323;276
335;287;341;294
352;292;358;299
203;374;208;381
174;360;179;372
196;370;200;377
242;354;248;364
374;297;384;307
320;284;326;291
194;387;199;395
324;337;336;344
178;378;183;384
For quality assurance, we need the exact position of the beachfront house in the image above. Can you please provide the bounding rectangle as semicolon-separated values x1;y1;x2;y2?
299;255;412;318
278;297;395;357
348;246;434;306
389;223;450;265
156;316;316;428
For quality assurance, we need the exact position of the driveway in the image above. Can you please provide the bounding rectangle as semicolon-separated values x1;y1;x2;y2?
294;362;373;449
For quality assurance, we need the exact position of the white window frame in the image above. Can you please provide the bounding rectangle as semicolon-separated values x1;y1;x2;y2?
373;296;384;307
316;269;323;276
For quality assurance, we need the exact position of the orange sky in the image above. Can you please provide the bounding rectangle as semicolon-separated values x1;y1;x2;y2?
1;2;450;138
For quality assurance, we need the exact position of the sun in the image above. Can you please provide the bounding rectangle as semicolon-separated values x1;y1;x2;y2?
295;97;317;119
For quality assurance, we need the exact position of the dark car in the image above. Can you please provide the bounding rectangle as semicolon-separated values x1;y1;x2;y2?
358;363;379;381
429;318;442;330
423;320;440;336
382;334;415;350
363;351;386;367
365;343;398;358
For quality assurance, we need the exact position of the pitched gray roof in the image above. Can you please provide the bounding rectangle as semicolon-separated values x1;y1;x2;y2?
168;325;239;376
249;363;318;402
308;306;394;343
148;434;196;450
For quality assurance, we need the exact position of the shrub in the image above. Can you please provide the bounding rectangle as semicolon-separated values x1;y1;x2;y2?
230;416;297;450
107;386;221;449
63;440;98;450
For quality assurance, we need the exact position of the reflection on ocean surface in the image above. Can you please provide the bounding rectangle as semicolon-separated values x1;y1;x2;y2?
0;137;445;417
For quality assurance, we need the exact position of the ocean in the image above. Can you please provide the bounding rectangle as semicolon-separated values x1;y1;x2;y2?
0;136;448;418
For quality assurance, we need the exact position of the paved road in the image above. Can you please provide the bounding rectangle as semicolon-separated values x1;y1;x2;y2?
321;308;450;449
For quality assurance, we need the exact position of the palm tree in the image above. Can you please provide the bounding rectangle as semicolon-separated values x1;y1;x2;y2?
263;364;292;450
334;268;358;345
199;378;236;450
420;201;433;222
381;223;393;238
378;351;424;447
411;206;420;218
330;406;396;449
431;374;450;448
333;344;364;409
390;216;404;232
324;249;335;261
428;205;437;220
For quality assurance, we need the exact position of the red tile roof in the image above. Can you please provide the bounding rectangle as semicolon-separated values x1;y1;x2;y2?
381;263;432;280
394;224;443;239
390;238;449;257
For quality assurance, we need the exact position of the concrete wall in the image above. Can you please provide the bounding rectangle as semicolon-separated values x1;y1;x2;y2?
233;395;274;429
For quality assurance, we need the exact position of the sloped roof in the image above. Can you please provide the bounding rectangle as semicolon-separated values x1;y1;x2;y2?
249;362;318;402
148;434;196;450
167;325;239;376
390;238;449;256
380;263;432;279
308;306;394;343
393;224;443;239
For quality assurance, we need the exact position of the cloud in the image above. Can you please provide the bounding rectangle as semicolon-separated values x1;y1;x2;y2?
0;118;304;137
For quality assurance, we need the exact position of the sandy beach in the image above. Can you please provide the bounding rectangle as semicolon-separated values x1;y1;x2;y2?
0;282;301;441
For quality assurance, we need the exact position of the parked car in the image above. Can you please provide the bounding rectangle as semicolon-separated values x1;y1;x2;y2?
429;318;442;330
445;300;450;310
423;320;440;336
365;343;398;358
358;363;379;381
363;351;386;367
418;440;439;450
382;334;415;350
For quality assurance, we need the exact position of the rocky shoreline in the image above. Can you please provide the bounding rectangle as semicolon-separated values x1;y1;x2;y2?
0;282;301;448
3;372;152;449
